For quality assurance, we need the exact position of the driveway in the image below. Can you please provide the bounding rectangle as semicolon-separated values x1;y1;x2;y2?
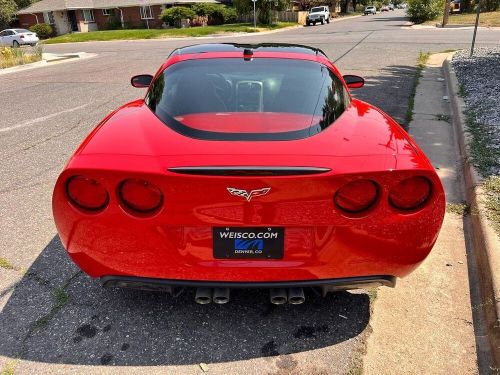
1;10;499;374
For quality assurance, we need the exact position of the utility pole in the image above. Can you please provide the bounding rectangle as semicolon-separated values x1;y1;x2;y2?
441;0;450;27
252;0;257;31
470;0;481;57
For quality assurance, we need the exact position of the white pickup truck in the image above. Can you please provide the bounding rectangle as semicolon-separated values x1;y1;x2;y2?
306;6;330;26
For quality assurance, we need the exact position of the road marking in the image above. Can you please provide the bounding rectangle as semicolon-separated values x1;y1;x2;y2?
0;104;88;133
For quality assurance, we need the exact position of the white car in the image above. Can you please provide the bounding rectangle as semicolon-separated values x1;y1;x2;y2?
0;29;39;48
306;6;330;26
364;6;377;15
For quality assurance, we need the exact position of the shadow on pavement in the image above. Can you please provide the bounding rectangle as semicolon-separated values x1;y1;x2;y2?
0;236;370;366
351;64;418;128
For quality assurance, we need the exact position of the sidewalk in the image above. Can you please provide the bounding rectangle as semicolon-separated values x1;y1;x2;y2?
363;54;481;374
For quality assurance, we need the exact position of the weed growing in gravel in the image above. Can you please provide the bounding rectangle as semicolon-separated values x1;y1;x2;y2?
406;51;430;126
483;176;500;236
458;84;466;98
464;110;500;176
435;114;451;123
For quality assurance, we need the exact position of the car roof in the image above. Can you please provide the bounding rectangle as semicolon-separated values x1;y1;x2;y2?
169;43;329;59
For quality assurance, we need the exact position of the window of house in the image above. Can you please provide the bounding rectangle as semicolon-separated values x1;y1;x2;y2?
140;6;153;19
82;9;95;22
102;9;113;16
43;11;54;24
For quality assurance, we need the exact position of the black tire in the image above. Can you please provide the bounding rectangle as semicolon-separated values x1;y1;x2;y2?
327;18;330;24
321;18;324;25
313;21;316;25
12;40;20;48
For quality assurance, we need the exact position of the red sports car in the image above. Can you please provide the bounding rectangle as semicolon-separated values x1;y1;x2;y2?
52;43;445;305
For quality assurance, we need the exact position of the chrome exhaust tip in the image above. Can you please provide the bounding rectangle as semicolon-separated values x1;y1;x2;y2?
270;288;288;305
288;287;305;305
212;288;230;304
195;287;212;304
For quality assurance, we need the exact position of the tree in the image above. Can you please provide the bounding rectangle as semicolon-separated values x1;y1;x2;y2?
0;0;17;29
233;0;289;24
160;6;196;27
407;0;443;23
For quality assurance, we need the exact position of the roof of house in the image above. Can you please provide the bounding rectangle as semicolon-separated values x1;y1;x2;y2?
17;0;219;14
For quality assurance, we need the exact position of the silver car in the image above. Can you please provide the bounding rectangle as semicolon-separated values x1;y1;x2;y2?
0;29;39;48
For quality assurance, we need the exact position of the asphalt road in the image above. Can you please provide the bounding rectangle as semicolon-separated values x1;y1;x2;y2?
1;11;499;374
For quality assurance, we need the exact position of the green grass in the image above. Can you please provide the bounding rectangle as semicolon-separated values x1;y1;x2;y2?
483;176;500;236
425;10;500;27
405;51;430;127
43;22;297;44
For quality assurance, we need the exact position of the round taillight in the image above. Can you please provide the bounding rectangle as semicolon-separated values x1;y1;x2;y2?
66;176;109;211
389;176;432;211
119;178;163;213
334;180;378;213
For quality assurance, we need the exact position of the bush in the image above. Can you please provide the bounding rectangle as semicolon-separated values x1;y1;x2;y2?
29;23;53;39
160;7;197;27
191;3;238;25
406;0;443;23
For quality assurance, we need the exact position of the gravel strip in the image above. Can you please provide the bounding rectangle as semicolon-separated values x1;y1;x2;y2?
452;47;500;176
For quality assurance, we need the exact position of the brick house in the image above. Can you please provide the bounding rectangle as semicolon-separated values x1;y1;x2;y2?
17;0;221;35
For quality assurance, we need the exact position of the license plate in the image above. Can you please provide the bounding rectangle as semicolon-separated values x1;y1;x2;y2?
213;227;284;259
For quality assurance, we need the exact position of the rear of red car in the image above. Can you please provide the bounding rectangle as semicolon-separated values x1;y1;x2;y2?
52;44;445;304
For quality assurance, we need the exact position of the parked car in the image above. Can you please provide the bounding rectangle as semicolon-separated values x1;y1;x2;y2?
388;4;395;10
306;6;330;26
52;43;445;306
381;5;390;11
0;29;39;47
364;6;377;14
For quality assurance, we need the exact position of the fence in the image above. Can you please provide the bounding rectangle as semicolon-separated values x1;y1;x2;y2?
238;11;308;24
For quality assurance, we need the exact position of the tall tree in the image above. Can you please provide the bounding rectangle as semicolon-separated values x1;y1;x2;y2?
233;0;289;24
0;0;17;29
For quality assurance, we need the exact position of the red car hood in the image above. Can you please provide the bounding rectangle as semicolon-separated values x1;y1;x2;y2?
74;98;428;174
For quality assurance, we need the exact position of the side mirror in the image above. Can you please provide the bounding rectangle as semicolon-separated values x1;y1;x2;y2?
343;75;365;89
131;74;153;88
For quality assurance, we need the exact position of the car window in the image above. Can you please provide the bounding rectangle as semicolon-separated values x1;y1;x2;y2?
311;7;323;12
146;58;350;141
14;29;30;33
0;31;4;37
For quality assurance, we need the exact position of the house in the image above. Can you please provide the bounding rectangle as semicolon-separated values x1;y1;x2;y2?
16;0;221;35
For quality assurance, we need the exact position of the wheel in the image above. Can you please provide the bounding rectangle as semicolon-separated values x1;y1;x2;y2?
327;18;330;24
321;18;324;25
313;21;316;25
12;40;20;48
30;43;37;47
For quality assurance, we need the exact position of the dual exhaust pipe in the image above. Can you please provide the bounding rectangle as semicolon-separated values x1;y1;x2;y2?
195;287;230;305
194;287;305;305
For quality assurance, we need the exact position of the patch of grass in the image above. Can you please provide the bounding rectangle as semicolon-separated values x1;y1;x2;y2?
425;10;500;27
483;176;500;236
33;272;80;329
405;51;430;127
0;45;43;69
464;110;500;176
367;287;378;303
458;84;466;98
434;113;451;123
1;362;16;375
43;23;297;44
0;257;15;270
446;202;470;215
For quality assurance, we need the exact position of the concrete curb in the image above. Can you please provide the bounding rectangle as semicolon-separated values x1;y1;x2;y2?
443;52;500;366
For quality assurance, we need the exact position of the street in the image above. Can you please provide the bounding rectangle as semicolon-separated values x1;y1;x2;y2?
1;10;499;374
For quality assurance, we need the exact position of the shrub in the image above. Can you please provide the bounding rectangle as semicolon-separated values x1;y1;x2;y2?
106;16;122;30
191;3;238;25
29;23;53;39
160;7;197;27
406;0;443;23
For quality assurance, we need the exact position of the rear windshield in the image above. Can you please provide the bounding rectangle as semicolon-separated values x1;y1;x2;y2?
310;7;324;12
14;29;30;33
146;58;350;141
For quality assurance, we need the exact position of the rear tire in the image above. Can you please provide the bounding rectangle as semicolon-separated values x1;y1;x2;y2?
327;18;330;24
313;21;316;25
321;18;324;25
12;40;20;48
